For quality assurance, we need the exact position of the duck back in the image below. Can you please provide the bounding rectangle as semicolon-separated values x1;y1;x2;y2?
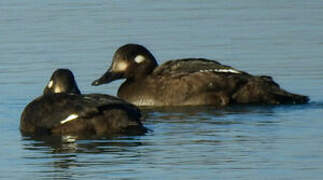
20;93;146;136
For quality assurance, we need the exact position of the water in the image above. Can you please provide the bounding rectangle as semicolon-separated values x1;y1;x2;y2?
1;0;323;179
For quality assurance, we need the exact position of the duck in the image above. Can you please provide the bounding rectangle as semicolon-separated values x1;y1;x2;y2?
91;44;309;106
20;68;148;136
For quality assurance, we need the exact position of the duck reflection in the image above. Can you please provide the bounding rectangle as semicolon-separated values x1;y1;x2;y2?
21;134;149;178
21;134;147;154
141;104;278;122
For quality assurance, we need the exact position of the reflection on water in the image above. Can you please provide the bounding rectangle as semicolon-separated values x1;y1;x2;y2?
142;104;283;125
22;135;146;154
21;135;148;179
12;102;323;179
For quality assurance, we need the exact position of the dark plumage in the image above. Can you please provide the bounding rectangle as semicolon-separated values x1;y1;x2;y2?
92;44;309;106
20;69;147;136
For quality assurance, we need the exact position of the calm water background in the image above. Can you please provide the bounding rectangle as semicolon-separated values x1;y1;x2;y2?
1;0;323;179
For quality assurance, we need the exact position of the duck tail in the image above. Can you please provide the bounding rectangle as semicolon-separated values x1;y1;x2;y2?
268;90;309;104
233;75;309;105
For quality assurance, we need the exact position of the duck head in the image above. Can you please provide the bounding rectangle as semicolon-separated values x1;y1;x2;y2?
43;69;81;95
92;44;158;86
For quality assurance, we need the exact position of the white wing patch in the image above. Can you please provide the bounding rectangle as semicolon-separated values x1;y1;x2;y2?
48;80;53;88
134;55;145;64
200;69;241;74
60;114;79;124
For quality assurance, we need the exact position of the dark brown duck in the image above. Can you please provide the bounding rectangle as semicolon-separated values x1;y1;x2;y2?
20;69;147;136
92;44;309;106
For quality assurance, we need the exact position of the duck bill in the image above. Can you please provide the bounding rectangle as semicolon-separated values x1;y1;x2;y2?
92;70;123;86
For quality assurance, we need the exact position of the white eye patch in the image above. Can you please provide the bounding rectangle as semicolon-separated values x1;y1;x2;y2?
134;55;145;64
113;61;128;72
48;80;53;88
54;86;63;93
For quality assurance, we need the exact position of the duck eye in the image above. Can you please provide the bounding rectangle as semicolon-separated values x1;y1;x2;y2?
134;55;145;64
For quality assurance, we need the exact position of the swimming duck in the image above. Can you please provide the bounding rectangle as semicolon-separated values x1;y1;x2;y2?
20;69;147;136
92;44;309;106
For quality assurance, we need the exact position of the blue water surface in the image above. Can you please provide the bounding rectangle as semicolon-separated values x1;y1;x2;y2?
1;0;323;179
